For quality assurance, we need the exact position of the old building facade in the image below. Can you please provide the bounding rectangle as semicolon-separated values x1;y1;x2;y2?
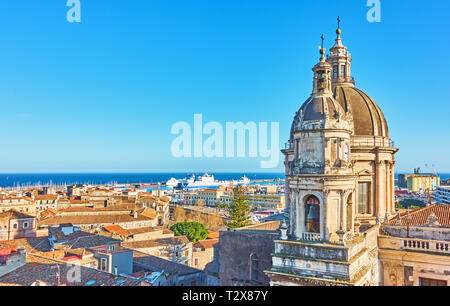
266;25;398;286
379;205;450;286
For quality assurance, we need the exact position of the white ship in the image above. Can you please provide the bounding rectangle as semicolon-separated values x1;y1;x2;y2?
166;177;180;187
165;173;250;189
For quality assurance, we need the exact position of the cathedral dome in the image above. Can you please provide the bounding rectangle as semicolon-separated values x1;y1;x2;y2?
300;96;341;122
333;85;389;137
290;95;348;137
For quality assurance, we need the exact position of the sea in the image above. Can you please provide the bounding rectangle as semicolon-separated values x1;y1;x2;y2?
0;172;448;188
0;173;286;188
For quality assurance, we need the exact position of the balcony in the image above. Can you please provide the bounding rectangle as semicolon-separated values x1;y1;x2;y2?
379;234;450;255
283;142;293;151
350;136;392;148
302;232;322;242
402;238;449;254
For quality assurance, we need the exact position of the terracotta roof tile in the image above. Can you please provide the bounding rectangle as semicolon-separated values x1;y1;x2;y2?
389;204;450;227
38;213;154;227
0;210;35;220
194;239;218;250
122;236;190;249
0;237;52;253
133;251;201;276
0;254;143;286
207;231;219;239
34;195;58;201
103;225;131;237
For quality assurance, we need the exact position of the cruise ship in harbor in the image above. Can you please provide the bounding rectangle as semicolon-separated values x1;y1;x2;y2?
166;173;250;189
433;186;450;204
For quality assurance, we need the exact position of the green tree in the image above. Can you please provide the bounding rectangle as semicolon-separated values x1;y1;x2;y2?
170;221;209;242
217;186;252;229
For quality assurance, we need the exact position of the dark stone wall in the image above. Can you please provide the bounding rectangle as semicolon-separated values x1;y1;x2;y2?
218;230;279;286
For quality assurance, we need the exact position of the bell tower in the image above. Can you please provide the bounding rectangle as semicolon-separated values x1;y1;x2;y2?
268;30;382;287
313;35;333;95
327;17;354;87
282;38;354;243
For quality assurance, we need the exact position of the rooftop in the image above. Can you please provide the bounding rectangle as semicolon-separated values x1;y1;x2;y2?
122;236;190;249
38;213;155;227
0;210;35;220
103;225;131;237
0;237;52;253
133;251;202;276
194;239;219;250
0;253;143;286
389;204;450;228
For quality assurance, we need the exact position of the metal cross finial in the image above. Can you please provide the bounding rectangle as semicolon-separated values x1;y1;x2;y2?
321;34;324;49
337;16;341;29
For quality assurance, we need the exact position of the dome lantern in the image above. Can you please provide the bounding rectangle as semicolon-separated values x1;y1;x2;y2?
312;35;333;96
327;17;354;87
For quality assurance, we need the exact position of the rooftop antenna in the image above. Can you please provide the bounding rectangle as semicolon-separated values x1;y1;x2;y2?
51;264;61;286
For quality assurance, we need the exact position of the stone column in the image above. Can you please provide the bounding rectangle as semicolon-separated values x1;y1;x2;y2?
284;183;289;214
348;191;355;233
385;161;390;219
290;189;295;237
322;189;329;241
390;162;395;213
296;190;302;239
375;158;384;217
339;190;345;230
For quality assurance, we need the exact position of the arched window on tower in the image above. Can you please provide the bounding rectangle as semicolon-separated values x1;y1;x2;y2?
305;195;320;233
249;253;259;285
317;71;325;91
333;66;338;79
340;65;346;78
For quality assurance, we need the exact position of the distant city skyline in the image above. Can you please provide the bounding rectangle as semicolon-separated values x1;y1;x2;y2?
1;0;450;173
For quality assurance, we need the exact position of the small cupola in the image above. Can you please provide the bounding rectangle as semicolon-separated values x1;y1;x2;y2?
327;17;354;87
312;35;333;95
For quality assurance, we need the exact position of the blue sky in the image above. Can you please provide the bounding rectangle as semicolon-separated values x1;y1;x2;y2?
0;0;449;173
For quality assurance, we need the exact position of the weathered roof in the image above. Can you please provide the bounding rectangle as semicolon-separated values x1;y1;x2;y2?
207;231;220;239
138;207;157;219
0;237;52;253
389;204;450;228
0;210;35;220
133;251;202;276
103;225;131;237
59;233;121;250
0;254;143;286
127;226;165;235
122;236;190;249
38;213;154;227
194;239;218;250
34;195;58;201
40;209;57;219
